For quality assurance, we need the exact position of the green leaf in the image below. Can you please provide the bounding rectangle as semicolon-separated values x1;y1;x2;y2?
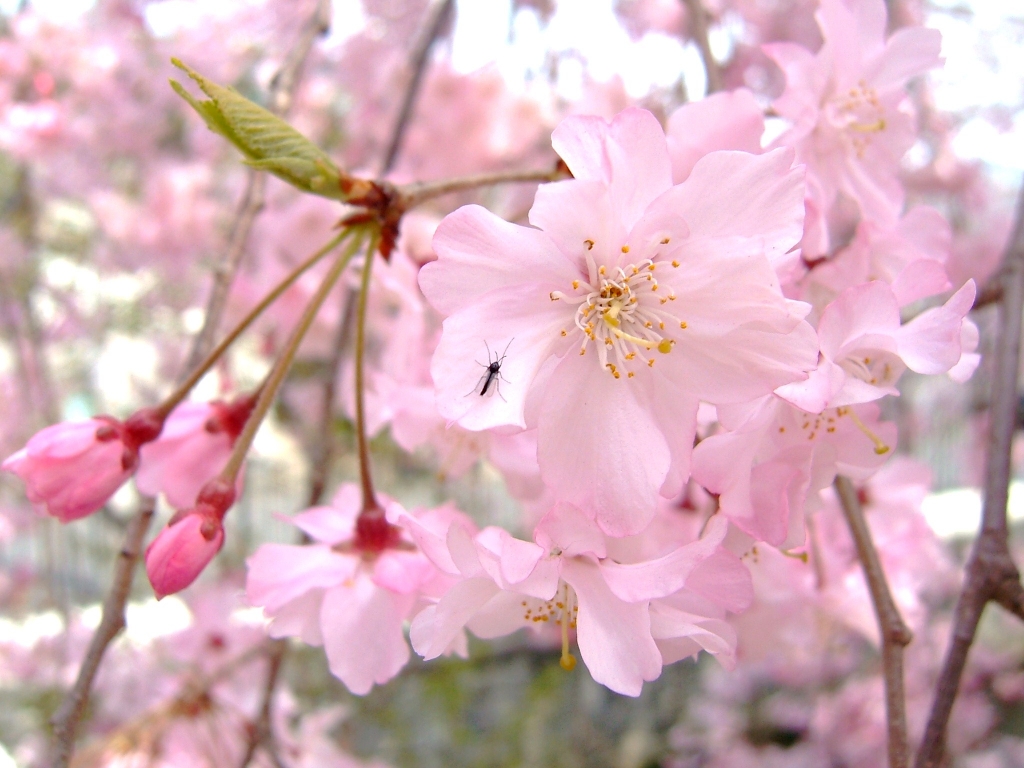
170;58;347;200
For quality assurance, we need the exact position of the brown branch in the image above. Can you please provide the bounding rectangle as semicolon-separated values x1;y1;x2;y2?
45;496;156;768
834;475;913;768
181;0;332;374
915;181;1024;768
379;0;455;176
236;639;289;768
682;0;723;94
42;7;333;767
398;167;567;210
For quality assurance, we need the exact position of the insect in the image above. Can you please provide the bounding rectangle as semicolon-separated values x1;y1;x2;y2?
470;339;512;400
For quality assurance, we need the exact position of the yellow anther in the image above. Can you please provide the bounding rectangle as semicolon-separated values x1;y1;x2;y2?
560;330;567;336
599;265;606;275
559;584;577;671
848;409;891;455
648;359;655;367
621;245;630;253
572;280;580;290
850;118;886;133
671;260;679;267
627;371;634;378
661;237;670;244
679;321;687;329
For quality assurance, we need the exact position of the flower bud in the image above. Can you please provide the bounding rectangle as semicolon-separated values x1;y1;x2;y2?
2;419;135;522
145;512;225;599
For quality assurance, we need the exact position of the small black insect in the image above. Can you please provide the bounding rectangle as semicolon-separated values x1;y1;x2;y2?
470;339;512;400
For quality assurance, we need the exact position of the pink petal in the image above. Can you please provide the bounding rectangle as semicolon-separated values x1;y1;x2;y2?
867;27;943;90
600;515;728;602
537;353;670;537
648;148;805;267
666;88;765;182
684;549;754;613
245;544;354;613
409;577;499;660
563;558;662;697
321;578;413;695
534;502;607;559
422;204;576;316
530;180;627;269
551;107;672;228
896;280;976;374
289;504;357;545
430;283;567;430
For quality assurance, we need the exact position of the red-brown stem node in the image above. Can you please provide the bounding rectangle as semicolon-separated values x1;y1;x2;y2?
195;478;237;518
353;505;401;553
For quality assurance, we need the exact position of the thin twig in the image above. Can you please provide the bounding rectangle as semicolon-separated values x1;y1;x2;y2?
181;0;332;374
398;167;567;210
43;8;332;766
45;497;156;768
915;182;1024;768
236;639;288;768
379;0;455;176
835;475;913;768
682;0;723;94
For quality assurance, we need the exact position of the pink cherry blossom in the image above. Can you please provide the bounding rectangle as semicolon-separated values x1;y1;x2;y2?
802;205;953;311
245;485;469;695
407;504;750;697
765;0;943;246
1;408;163;522
692;398;896;547
776;280;977;413
136;394;255;509
420;107;819;536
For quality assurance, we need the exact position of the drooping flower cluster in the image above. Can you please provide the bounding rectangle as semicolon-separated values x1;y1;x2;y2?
0;0;1002;747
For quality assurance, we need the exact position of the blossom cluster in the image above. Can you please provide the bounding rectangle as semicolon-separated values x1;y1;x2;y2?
0;0;1016;763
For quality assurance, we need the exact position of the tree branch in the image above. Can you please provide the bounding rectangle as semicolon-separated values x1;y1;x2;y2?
379;0;455;176
42;7;332;766
45;496;156;768
181;0;332;374
834;475;913;768
915;181;1024;768
682;0;723;94
237;639;289;768
397;167;567;210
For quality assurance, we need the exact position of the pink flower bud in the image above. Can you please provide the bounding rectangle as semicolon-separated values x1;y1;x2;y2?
1;409;166;522
145;512;225;599
2;419;133;522
136;396;254;508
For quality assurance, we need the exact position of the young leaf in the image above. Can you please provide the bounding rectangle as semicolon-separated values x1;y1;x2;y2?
170;58;348;200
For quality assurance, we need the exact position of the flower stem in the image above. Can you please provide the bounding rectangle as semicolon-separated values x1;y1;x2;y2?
353;232;382;512
217;228;368;486
157;228;352;420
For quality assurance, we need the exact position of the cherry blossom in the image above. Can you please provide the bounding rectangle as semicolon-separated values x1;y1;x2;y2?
245;485;470;695
408;505;750;697
420;107;819;536
765;0;943;251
